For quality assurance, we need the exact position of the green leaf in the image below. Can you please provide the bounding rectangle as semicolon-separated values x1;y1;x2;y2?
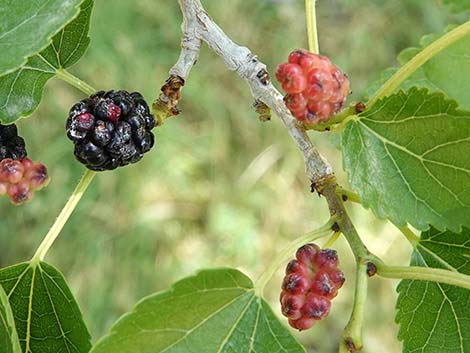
342;87;470;232
366;26;470;110
442;0;470;13
0;284;21;353
0;0;93;124
396;227;470;353
91;268;305;353
0;0;85;76
0;261;92;353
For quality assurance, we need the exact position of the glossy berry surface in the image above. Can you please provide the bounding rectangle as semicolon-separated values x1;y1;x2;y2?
275;49;350;125
280;243;345;331
0;123;27;160
0;158;50;205
66;90;156;171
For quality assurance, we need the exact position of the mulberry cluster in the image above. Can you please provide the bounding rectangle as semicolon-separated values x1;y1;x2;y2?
0;124;49;205
66;90;156;171
275;49;350;125
280;243;345;331
0;124;27;160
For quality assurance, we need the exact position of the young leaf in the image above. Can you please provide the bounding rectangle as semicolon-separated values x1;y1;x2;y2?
396;227;470;353
0;0;93;124
442;0;470;13
367;26;470;110
0;261;92;353
0;0;84;76
342;88;470;232
90;268;305;353
0;284;21;353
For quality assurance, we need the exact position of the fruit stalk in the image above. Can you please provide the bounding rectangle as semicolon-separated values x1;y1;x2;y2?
339;262;368;353
31;170;96;262
56;69;96;96
376;264;470;290
305;0;319;54
367;22;470;107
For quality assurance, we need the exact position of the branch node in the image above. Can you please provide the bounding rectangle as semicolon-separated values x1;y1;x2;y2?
256;68;270;85
345;337;360;353
253;99;271;122
152;75;185;123
331;222;340;232
354;102;366;114
366;262;377;277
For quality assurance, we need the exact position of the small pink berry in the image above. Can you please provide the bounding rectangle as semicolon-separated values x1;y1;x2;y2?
288;317;316;331
7;181;32;205
0;159;25;184
24;162;50;190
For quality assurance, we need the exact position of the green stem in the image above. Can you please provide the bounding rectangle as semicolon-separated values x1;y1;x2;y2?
339;261;368;353
305;0;319;54
56;69;96;96
308;105;357;132
376;263;470;290
31;170;96;263
367;22;470;107
335;187;361;204
323;231;340;248
397;225;420;247
321;183;373;261
255;220;334;295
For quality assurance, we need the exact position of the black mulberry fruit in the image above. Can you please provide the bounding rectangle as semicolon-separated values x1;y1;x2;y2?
0;123;27;160
66;90;156;171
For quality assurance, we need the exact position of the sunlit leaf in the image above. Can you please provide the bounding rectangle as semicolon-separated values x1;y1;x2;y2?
342;87;470;232
0;0;84;75
91;268;305;353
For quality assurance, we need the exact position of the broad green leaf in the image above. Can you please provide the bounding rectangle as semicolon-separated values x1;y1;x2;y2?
442;0;470;13
0;0;93;124
0;284;21;353
366;26;470;110
0;0;84;76
91;268;305;353
342;88;470;232
0;261;92;353
396;227;470;353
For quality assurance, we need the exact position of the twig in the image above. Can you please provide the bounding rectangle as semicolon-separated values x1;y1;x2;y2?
169;3;374;351
339;262;368;353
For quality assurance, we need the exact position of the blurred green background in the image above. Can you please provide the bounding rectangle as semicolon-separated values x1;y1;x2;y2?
0;1;466;352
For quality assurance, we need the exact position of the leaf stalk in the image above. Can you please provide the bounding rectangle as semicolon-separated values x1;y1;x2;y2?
32;170;96;263
367;21;470;107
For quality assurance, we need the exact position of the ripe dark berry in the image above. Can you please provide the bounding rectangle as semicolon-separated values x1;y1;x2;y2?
0;124;27;160
280;243;345;331
66;90;156;171
276;49;350;125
